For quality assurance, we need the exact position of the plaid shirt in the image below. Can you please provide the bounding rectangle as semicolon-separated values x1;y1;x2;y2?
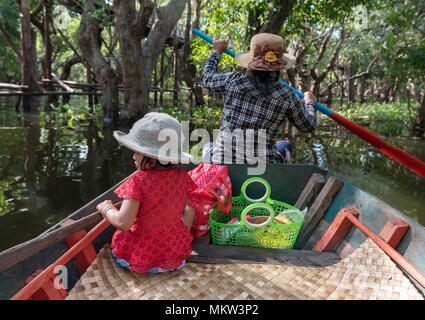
200;51;317;163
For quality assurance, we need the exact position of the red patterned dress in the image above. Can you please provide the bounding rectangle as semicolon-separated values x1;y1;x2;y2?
110;168;196;273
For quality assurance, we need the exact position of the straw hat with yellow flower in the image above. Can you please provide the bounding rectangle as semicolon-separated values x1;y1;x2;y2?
235;33;296;71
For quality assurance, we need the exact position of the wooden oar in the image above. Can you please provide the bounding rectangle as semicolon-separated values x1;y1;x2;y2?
0;201;122;273
193;28;425;179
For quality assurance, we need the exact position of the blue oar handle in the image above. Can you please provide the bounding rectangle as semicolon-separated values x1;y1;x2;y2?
192;28;333;116
192;28;236;58
278;80;333;116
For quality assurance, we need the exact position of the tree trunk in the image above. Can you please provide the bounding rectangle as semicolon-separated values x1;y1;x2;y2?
173;30;179;107
43;1;55;99
60;55;84;104
247;0;295;47
326;86;333;106
140;0;187;114
181;0;205;108
360;75;366;104
340;80;345;106
259;0;296;34
286;69;298;89
77;0;119;122
347;65;355;103
20;0;41;112
380;81;390;103
412;94;425;138
310;24;346;98
160;51;165;105
389;77;401;103
60;56;85;81
375;80;381;101
114;0;154;123
86;64;94;111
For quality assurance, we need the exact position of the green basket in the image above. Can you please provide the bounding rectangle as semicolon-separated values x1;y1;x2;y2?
210;177;304;249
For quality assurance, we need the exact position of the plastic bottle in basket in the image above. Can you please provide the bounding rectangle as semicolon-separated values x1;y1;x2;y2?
274;207;308;224
218;216;252;244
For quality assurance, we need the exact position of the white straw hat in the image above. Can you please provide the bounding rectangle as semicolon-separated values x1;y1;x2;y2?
113;112;192;164
235;33;296;71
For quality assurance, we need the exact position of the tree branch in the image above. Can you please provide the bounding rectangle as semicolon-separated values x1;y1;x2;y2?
0;23;23;62
52;21;83;61
320;53;379;96
142;0;186;71
313;24;346;89
132;0;154;37
316;24;334;62
30;1;43;19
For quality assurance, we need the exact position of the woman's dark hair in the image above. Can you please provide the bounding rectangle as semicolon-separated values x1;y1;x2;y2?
246;70;280;96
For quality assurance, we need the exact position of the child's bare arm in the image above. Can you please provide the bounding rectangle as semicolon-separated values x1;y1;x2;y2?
181;198;195;231
97;199;140;232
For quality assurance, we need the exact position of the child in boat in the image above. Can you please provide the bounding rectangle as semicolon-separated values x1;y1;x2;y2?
96;112;196;273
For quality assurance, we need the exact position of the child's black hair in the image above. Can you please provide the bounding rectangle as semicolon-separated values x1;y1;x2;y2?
140;155;175;170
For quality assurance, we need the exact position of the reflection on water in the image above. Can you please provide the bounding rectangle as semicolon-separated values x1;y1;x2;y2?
0;98;136;252
0;99;425;252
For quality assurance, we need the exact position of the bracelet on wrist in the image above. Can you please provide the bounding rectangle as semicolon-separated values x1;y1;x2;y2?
102;206;115;219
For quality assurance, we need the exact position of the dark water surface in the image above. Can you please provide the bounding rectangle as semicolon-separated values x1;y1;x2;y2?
1;97;424;252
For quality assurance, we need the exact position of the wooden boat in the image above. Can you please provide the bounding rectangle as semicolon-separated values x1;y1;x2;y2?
1;164;424;300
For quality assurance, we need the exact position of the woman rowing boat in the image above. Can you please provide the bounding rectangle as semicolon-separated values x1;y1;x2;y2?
201;32;317;164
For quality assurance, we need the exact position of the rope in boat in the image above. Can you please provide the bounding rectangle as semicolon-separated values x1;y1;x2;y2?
193;28;425;179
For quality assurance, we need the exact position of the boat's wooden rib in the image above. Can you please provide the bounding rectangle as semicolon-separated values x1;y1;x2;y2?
295;176;344;249
315;207;425;289
294;173;326;211
11;220;111;300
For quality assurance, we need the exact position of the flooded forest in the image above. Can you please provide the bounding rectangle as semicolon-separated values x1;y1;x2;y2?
0;0;425;251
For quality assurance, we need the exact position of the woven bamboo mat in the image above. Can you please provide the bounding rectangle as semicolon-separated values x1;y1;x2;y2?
66;238;424;300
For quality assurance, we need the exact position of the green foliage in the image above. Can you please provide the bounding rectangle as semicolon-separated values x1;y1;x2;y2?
39;103;103;128
286;0;377;34
88;3;114;28
0;0;20;33
405;40;425;76
153;103;223;134
335;101;421;136
191;104;223;133
0;0;21;82
0;178;27;216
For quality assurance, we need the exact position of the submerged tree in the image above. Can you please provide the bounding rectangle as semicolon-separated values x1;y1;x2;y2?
4;0;43;111
77;0;119;122
115;0;187;123
76;0;187;123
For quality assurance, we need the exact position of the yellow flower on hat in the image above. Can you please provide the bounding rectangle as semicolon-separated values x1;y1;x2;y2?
264;51;277;62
